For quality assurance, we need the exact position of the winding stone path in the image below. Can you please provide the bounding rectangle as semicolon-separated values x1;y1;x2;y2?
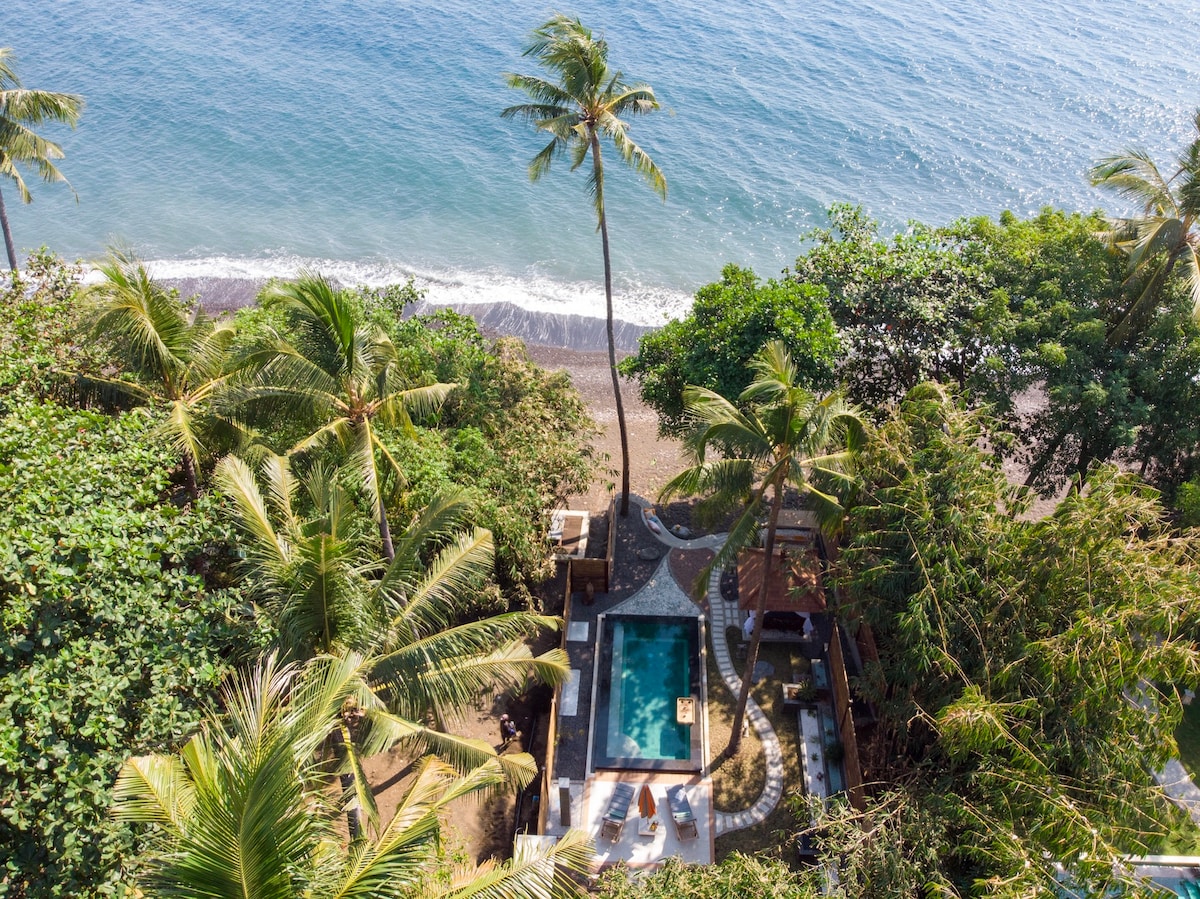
629;495;785;836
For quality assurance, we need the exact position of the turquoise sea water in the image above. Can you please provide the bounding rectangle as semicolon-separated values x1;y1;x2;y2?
5;0;1200;324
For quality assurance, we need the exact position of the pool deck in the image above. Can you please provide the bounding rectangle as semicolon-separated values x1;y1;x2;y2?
547;494;799;868
585;775;714;867
546;496;718;865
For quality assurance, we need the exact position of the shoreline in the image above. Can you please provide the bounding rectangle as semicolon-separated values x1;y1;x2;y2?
165;276;685;510
165;275;658;353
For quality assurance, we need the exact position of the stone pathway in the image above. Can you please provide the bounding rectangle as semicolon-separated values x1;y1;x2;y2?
629;495;785;836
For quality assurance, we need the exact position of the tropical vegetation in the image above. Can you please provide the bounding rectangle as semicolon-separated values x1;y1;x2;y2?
83;246;243;497
634;202;1200;503
215;452;568;785
504;14;666;517
595;855;822;898
0;253;593;898
112;653;591;899
7;28;1200;899
816;385;1200;896
0;260;245;897
227;272;456;561
0;48;83;272
1090;109;1200;345
621;264;839;437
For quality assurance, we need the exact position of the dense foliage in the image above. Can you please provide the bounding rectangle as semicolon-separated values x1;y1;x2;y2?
631;204;1200;505
83;247;243;498
622;264;839;436
594;855;822;898
111;654;591;899
0;256;247;897
790;204;1005;409
229;289;595;599
954;208;1200;496
375;309;596;597
0;401;244;895
0;249;88;397
1;257;592;897
825;385;1200;895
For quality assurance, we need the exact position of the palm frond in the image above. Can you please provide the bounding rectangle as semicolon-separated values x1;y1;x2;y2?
500;76;574;114
85;246;191;387
259;451;298;524
231;353;343;424
214;455;291;577
387;489;477;576
115;656;329;899
374;632;565;722
367;713;537;788
111;752;195;830
376;382;457;430
431;829;592;899
264;271;357;375
380;527;496;639
506;13;665;209
604;110;666;200
338;724;381;838
1125;216;1187;271
1091;150;1178;215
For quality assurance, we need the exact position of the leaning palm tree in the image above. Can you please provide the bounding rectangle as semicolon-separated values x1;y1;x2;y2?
504;15;666;517
83;246;240;497
229;271;456;561
1090;109;1200;345
215;453;568;787
113;653;591;899
0;47;84;273
662;342;865;755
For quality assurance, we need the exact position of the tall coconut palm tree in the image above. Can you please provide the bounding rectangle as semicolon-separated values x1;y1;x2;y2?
503;15;666;517
0;48;83;273
113;653;591;899
84;246;240;498
1091;109;1200;346
215;453;568;786
229;272;456;561
662;342;865;755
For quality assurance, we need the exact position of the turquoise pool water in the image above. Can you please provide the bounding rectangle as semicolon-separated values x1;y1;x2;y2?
593;615;701;771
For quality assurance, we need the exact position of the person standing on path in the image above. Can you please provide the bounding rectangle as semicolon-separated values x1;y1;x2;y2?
500;713;517;746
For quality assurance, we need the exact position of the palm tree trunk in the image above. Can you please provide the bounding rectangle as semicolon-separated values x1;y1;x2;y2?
378;494;396;563
330;724;362;839
591;134;632;517
181;451;199;500
363;421;396;562
0;187;18;274
727;477;784;755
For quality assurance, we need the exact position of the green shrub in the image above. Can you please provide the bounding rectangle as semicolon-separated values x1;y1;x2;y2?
0;399;246;897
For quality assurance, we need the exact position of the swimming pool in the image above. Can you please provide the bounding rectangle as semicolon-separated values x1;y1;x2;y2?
592;615;703;772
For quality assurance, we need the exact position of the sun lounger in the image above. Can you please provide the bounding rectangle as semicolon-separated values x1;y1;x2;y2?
666;785;699;841
600;783;635;841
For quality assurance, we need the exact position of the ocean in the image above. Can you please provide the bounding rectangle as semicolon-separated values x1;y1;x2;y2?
4;0;1199;328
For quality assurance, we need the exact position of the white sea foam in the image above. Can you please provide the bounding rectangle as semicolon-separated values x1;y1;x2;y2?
116;255;693;327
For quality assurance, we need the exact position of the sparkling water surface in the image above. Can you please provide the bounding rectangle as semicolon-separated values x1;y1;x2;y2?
5;0;1199;324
